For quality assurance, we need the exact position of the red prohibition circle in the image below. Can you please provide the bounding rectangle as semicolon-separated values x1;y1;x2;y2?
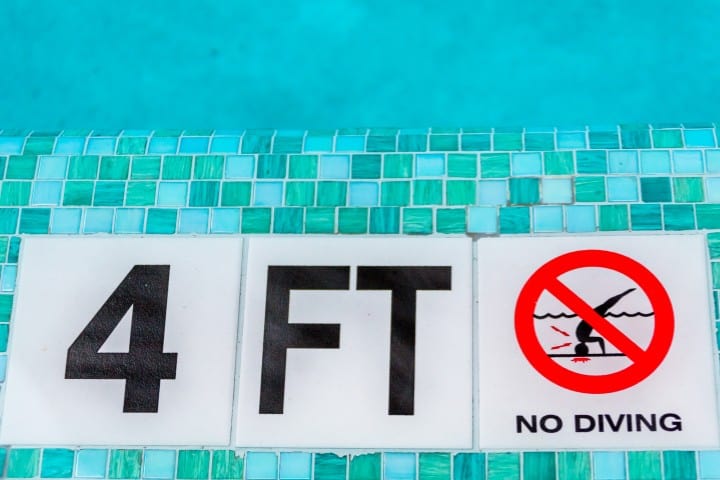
514;249;674;394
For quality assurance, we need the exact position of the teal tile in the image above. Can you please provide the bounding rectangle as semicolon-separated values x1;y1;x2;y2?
384;154;413;178
177;450;210;480
146;209;177;234
40;449;74;478
662;451;696;480
6;156;37;179
557;452;591;480
257;154;287;178
509;178;540;204
288;155;318;178
461;134;490;151
493;132;522;151
7;448;40;478
402;208;433;234
381;181;410;206
524;132;554;151
599;205;628;231
453;453;485;480
130;156;161;179
315;454;346;480
630;204;662;231
241;208;271;233
99;155;130;179
653;129;684;148
19;208;50;234
487;452;519;480
544;151;574;175
108;449;142;479
305;207;335;233
697;204;720;229
480;153;510;178
273;208;303;233
369;207;399;234
640;177;671;202
352;154;382;179
162;156;193;179
576;150;607;174
523;452;555;480
285;182;315;206
398;134;428;152
272;135;303;154
93;181;125;206
366;135;396;152
419;453;450;480
349;454;381;480
0;209;17;234
447;153;477;177
317;181;347;207
241;134;272;154
221;182;251;206
194;155;224;179
627;451;660;480
436;208;466;234
446;180;476;205
499;207;530;234
430;134;459;151
338;208;368;234
211;451;243;480
413;180;443;205
664;204;695;231
620;125;651;149
589;130;620;149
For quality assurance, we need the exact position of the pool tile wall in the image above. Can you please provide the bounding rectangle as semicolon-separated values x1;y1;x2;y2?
0;125;719;478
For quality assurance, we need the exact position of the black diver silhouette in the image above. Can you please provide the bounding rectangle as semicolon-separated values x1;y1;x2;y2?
574;288;636;356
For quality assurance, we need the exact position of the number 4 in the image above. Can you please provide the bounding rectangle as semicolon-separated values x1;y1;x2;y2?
65;265;178;413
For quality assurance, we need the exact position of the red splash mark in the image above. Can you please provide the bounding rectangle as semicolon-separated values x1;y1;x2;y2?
551;342;572;350
551;325;570;337
572;357;591;363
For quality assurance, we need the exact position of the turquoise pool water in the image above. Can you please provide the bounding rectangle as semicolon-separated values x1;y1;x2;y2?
1;0;719;129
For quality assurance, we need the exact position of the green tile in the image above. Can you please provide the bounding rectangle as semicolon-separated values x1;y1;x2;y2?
189;181;220;207
461;133;490;151
63;181;94;205
131;156;161;179
0;210;19;234
94;182;125;206
366;135;395;152
523;452;555;480
627;451;661;480
557;452;590;480
640;177;671;202
241;208;271;233
709;232;720;258
146;209;177;234
177;450;210;479
446;180;476;205
599;205;629;231
289;155;318;178
162;156;193;179
621;125;651;148
509;178;540;204
117;137;147;154
414;180;443;205
0;295;12;322
589;130;619;149
0;182;31;206
273;135;303;154
0;324;8;351
662;451;696;480
403;207;433;234
108;449;142;479
6;156;37;179
68;155;99;179
453;453;485;480
125;182;156;206
664;204;695;230
419;453;450;480
544;151;574;175
524;132;554;151
481;153;510;178
40;448;74;478
487;452;520;480
349;453;381;480
8;236;19;262
257;154;287;178
194;155;224;179
285;182;315;206
653;129;684;148
23;136;54;155
575;176;605;202
370;207;400;234
381;181;410;206
339;207;368;233
384;154;413;178
430;134;459;151
493;132;522;151
99;156;130;179
221;182;251;206
7;448;40;478
241;134;272;154
305;207;335;233
448;154;477;178
576;150;607;174
631;204;662;230
698;205;720;229
0;237;7;262
317;181;347;207
713;263;720;289
274;207;303;233
673;177;704;202
19;208;50;234
436;208;465;234
499;207;530;234
315;453;346;480
211;451;243;480
398;134;427;152
352;154;382;179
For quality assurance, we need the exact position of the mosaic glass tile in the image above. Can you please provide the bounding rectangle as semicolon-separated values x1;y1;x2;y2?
487;453;520;480
75;449;108;478
480;153;510;178
211;451;243;480
557;452;591;480
7;448;40;478
627;451;661;480
544;151;574;175
108;449;142;479
176;450;210;479
576;150;608;174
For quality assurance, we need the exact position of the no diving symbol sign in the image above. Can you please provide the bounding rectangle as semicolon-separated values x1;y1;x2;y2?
515;250;674;394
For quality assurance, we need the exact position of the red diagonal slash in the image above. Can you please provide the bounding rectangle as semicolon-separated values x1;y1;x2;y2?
545;277;645;362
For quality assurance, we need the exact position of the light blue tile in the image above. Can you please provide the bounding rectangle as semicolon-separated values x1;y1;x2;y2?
210;136;240;153
211;208;240;233
179;137;210;154
607;177;638;202
708;150;720;173
51;208;82;234
84;208;114;233
673;149;704;173
179;208;209;233
566;205;596;232
115;208;145;234
608;150;638;173
1;265;16;292
86;137;116;155
54;137;86;154
0;354;6;382
304;136;333;152
75;449;107;478
384;453;416;480
246;452;278;480
699;450;720;479
148;137;178;154
533;206;563;232
511;152;542;175
37;155;68;179
157;182;188;206
279;452;311;480
541;178;572;203
0;137;24;154
254;182;283;206
320;155;350;179
226;155;255;178
335;135;365;152
143;449;176;479
707;178;720;202
478;180;507;205
416;153;445;176
556;132;586;149
468;206;497;233
349;182;379;206
640;150;671;173
593;451;626;480
684;128;715;147
31;181;63;205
